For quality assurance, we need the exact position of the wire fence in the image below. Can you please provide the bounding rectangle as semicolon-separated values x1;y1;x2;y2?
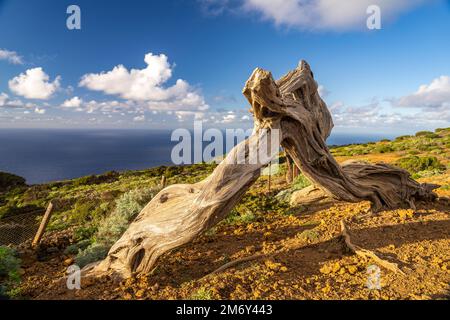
0;211;42;246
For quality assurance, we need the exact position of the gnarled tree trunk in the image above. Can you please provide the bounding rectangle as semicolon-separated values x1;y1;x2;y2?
91;60;437;278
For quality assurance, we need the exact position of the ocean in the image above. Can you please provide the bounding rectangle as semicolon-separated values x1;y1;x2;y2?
0;129;394;185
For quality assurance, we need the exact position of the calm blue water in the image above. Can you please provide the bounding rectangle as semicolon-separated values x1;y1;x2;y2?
0;129;393;184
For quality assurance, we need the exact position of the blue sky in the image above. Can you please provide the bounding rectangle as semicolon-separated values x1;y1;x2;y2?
0;0;449;134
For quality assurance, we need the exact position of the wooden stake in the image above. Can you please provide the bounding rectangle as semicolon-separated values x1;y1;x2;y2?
32;202;54;248
160;175;167;188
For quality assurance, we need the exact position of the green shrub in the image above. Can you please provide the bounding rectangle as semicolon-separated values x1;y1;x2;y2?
64;239;92;255
0;172;26;192
0;246;21;298
72;171;120;187
73;225;98;241
374;145;394;154
412;169;445;179
69;200;98;224
74;243;110;268
435;127;450;134
292;174;312;190
225;210;256;225
75;187;161;267
394;156;446;174
416;131;433;137
395;135;412;141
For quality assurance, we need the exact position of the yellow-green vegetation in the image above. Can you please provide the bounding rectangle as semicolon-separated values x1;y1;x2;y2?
394;156;446;178
0;172;26;193
330;127;449;199
0;246;21;298
74;187;161;267
190;287;214;300
331;127;450;157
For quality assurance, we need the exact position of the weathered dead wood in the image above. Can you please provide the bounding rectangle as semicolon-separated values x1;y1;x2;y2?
91;60;437;278
340;221;405;275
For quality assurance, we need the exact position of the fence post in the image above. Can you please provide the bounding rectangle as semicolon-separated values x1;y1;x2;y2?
32;202;54;248
161;175;167;188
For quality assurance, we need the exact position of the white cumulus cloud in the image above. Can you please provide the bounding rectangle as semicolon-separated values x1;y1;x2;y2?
0;49;23;65
61;96;83;108
9;68;61;100
79;53;209;111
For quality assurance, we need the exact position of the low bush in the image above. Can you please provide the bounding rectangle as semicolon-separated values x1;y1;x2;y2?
72;171;120;187
435;127;450;134
0;172;26;192
394;156;446;174
412;169;445;179
374;145;394;154
75;186;161;267
395;135;412;141
415;131;440;139
0;246;21;298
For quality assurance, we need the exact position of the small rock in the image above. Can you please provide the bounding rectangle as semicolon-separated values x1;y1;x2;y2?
347;265;358;275
135;289;145;298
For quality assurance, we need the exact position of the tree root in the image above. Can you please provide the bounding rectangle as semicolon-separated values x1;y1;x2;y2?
207;253;271;277
340;220;405;275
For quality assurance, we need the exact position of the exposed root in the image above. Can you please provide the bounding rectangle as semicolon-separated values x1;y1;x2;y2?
340;220;405;275
207;253;271;276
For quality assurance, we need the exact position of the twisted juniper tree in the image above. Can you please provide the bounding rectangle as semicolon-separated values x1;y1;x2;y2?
90;61;437;278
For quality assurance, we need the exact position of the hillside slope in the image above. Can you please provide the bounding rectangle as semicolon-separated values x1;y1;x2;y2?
1;128;449;300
